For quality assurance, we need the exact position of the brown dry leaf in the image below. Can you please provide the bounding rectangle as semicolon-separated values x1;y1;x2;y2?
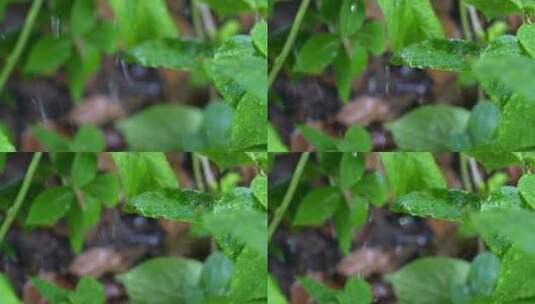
336;248;394;278
336;96;391;126
69;247;126;278
69;95;126;126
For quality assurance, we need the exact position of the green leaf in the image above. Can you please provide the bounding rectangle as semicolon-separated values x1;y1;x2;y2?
31;277;71;302
468;252;500;298
473;56;535;103
268;124;289;152
335;48;352;102
0;130;15;152
386;105;470;151
251;21;267;57
26;187;75;226
471;209;535;254
350;44;369;76
334;196;368;254
251;175;267;209
67;42;101;101
518;23;535;58
297;125;340;151
205;54;267;103
268;276;288;304
108;0;178;48
84;173;120;207
394;189;479;222
202;101;234;150
112;152;178;199
85;21;118;54
128;39;206;70
31;126;71;151
24;37;72;74
378;0;444;50
353;172;388;206
338;126;372;152
118;257;203;304
355;20;386;56
495;248;535;301
385;257;470;304
71;126;105;152
465;101;500;148
71;153;97;187
337;278;372;304
497;95;535;150
339;0;365;38
231;93;267;150
127;188;213;222
200;253;234;297
519;174;535;209
71;0;96;37
201;0;257;15
293;34;341;74
392;39;480;72
463;0;521;19
0;273;20;304
293;186;342;227
69;277;105;304
380;152;446;197
202;152;256;170
117;104;203;151
298;277;339;303
467;152;521;171
66;196;102;253
339;153;364;189
230;248;267;302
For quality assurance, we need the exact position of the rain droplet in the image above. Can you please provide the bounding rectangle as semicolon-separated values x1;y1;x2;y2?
50;16;61;38
350;3;357;12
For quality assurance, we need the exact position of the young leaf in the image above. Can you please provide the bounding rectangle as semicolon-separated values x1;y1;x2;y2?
84;173;120;207
118;258;204;304
71;0;96;37
380;152;446;197
0;131;15;152
251;175;267;208
71;153;98;187
337;277;372;304
518;23;535;58
268;276;288;304
334;197;368;254
385;257;470;304
67;42;101;101
339;153;364;190
268;124;289;152
518;174;535;209
355;20;386;56
392;39;480;72
298;277;340;303
251;20;267;57
24;37;72;74
334;48;352;102
293;34;341;74
338;126;372;152
297;125;340;151
386;105;470;151
69;277;105;304
353;172;388;206
66;196;102;253
0;273;20;304
71;126;106;152
339;0;365;38
26;187;75;226
293;186;342;226
394;189;479;221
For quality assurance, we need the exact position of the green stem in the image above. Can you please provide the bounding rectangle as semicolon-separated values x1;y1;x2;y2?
459;0;473;41
267;0;311;90
268;152;310;242
191;0;205;40
0;152;43;246
193;153;205;192
0;0;44;94
460;154;473;192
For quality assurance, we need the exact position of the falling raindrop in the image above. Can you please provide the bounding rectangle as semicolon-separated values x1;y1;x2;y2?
31;96;48;123
384;64;391;95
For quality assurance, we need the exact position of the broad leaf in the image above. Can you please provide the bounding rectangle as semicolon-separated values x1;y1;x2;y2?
495;248;535;301
26;187;75;226
24;37;72;74
128;39;206;70
518;23;535;58
464;0;521;19
0;273;20;304
339;0;365;38
293;34;341;74
293;187;342;226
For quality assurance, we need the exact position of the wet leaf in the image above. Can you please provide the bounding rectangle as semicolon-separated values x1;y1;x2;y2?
518;23;535;58
518;174;535;209
339;0;365;38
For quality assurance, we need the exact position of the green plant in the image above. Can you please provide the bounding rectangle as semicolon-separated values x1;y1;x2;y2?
0;151;267;303
268;152;535;303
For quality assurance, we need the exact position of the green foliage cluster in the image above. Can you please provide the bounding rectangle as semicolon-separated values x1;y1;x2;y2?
0;151;267;303
268;151;535;304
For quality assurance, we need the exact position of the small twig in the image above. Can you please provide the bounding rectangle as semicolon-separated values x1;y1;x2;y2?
0;0;44;95
469;158;485;192
459;0;473;41
191;0;205;40
0;153;43;246
460;154;473;192
267;0;311;90
268;153;310;242
199;3;217;41
468;5;484;41
200;156;217;191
